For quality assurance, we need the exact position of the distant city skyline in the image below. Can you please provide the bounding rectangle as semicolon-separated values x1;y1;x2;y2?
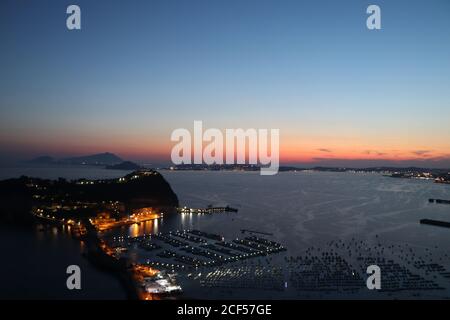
1;0;450;167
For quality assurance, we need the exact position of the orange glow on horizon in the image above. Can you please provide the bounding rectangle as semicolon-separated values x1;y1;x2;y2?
4;131;450;165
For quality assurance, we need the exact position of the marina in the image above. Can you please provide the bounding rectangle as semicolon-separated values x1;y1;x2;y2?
178;205;238;215
107;230;287;270
103;221;450;299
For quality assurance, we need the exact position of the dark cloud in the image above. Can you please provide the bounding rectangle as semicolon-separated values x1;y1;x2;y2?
411;150;432;156
363;150;386;156
317;148;332;153
299;156;450;169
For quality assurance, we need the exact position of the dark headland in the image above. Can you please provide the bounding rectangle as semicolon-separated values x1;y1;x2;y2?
0;170;179;225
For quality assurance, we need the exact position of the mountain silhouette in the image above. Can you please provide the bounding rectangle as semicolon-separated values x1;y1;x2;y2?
60;152;123;165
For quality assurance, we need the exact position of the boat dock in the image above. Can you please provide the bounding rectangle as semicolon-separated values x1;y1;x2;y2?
178;205;238;215
429;198;450;205
420;219;450;229
241;229;273;236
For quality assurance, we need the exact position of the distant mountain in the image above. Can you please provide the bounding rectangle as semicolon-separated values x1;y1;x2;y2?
0;170;179;224
59;152;123;166
27;156;55;164
105;161;142;170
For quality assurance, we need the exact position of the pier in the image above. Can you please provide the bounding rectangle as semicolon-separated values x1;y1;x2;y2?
178;205;238;215
420;219;450;229
428;198;450;205
108;229;286;270
241;229;273;236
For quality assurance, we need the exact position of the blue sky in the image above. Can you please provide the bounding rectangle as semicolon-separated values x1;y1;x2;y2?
1;0;450;166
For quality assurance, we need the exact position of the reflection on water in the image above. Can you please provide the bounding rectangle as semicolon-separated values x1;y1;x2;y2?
125;218;162;237
153;218;159;234
110;213;205;237
0;224;126;299
107;213;201;240
130;223;140;238
180;212;193;227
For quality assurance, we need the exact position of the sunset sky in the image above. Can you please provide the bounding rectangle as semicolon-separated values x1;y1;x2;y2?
1;0;450;167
